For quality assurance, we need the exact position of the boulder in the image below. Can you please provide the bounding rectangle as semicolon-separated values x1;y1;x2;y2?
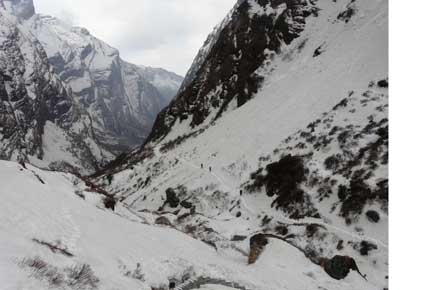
165;188;180;208
366;210;380;223
321;255;366;280
248;234;269;264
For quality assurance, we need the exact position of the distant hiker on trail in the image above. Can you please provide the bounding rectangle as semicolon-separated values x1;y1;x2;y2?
201;163;204;169
240;190;243;196
209;166;212;172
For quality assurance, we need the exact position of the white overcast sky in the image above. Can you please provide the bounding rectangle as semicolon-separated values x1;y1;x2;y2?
33;0;236;76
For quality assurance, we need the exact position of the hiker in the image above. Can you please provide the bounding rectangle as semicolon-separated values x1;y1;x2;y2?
209;166;212;172
201;163;204;169
240;190;243;196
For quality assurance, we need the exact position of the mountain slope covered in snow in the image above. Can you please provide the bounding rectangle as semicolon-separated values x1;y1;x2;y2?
95;0;389;289
1;0;388;289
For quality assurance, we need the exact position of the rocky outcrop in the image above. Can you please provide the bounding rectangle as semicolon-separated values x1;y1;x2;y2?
320;255;366;280
248;234;270;264
246;154;319;219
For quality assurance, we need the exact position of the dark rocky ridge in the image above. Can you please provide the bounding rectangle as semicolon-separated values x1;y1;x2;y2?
147;0;317;143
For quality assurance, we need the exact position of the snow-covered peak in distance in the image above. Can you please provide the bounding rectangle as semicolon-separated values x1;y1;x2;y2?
141;66;184;101
23;11;183;154
0;0;35;20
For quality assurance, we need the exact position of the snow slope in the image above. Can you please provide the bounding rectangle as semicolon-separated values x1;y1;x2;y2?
0;160;378;290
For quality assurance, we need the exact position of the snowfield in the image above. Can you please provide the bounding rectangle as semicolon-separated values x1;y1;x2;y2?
0;161;379;290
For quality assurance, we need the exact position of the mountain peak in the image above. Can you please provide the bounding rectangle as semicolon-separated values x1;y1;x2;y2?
1;0;35;19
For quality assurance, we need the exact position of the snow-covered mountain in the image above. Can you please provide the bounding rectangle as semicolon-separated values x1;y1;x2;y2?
0;0;388;289
25;13;183;153
141;66;184;102
0;4;112;174
0;0;183;172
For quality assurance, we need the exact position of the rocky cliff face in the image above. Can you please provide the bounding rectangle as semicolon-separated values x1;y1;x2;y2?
26;14;183;153
148;0;318;142
0;9;111;173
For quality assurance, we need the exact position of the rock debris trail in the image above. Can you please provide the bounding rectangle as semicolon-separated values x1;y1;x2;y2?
153;146;388;250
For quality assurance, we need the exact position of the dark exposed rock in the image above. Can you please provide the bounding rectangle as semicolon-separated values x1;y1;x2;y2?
306;224;320;238
146;0;315;143
321;255;366;280
231;235;247;242
248;234;269;264
340;178;372;218
180;200;193;209
377;79;389;88
313;44;324;57
340;178;388;222
103;195;117;211
324;154;342;172
332;98;349;110
359;240;378;256
247;154;318;218
155;216;172;226
165;188;180;208
366;210;380;223
275;225;289;236
337;240;344;250
337;1;357;23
